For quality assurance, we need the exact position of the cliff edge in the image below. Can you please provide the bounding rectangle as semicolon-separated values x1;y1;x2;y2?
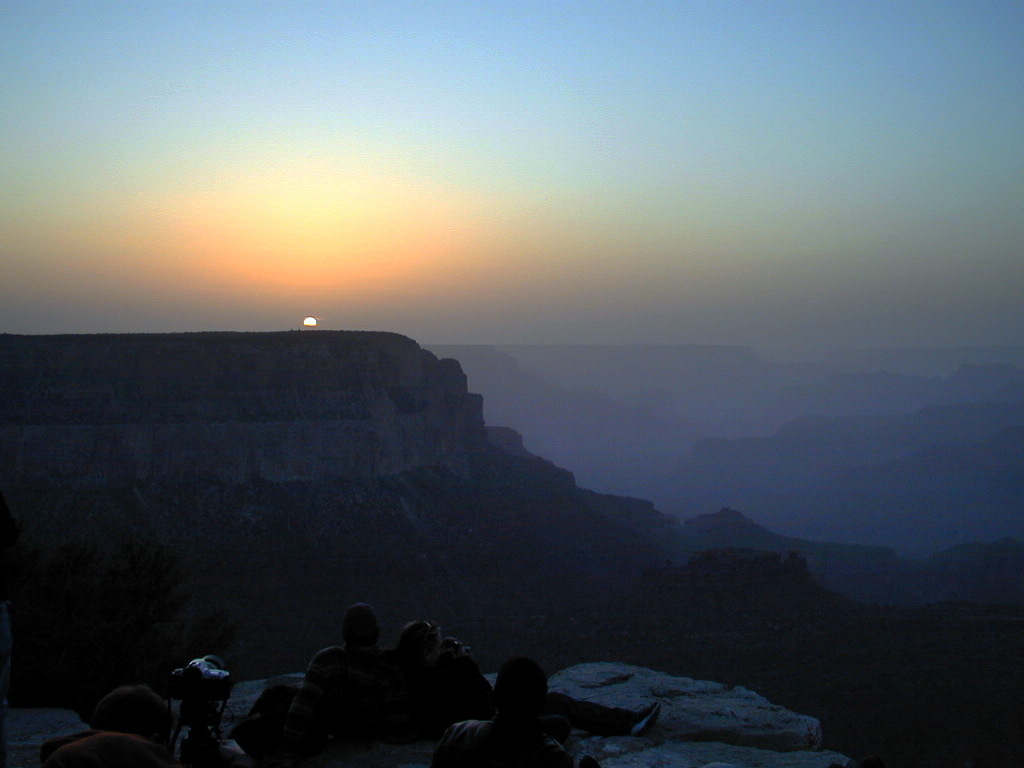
0;331;486;486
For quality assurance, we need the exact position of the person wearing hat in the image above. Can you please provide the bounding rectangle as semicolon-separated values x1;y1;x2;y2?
431;656;580;768
392;620;659;743
280;602;415;756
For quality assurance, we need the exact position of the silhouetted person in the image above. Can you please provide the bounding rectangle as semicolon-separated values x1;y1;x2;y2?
395;620;659;742
41;684;170;763
280;602;415;756
44;732;184;768
391;620;494;739
40;684;250;768
0;492;19;768
431;656;573;768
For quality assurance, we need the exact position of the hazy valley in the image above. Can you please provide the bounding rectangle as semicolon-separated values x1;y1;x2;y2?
429;343;1024;556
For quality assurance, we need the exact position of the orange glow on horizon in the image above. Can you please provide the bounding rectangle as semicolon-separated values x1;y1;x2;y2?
155;165;487;302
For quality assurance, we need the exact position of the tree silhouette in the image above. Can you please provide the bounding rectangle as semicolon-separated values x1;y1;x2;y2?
9;536;236;718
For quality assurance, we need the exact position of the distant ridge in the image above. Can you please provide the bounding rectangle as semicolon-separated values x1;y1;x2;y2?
667;507;1024;605
428;343;1024;554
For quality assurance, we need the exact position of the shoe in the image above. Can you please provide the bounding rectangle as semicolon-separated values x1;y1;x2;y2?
629;701;661;736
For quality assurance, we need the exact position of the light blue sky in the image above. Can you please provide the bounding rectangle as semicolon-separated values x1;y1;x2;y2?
2;1;1022;348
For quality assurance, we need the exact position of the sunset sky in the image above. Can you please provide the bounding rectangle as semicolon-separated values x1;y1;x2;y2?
3;1;1022;349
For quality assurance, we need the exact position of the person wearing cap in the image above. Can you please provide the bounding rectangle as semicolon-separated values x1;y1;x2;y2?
280;602;415;756
393;620;659;743
430;656;576;768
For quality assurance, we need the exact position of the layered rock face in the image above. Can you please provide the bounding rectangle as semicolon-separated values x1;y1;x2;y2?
0;331;682;687
0;332;487;487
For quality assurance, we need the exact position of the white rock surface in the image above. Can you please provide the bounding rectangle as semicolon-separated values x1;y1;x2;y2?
548;663;825;752
9;664;853;768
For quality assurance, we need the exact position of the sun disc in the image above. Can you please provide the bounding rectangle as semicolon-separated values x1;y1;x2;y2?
303;316;318;327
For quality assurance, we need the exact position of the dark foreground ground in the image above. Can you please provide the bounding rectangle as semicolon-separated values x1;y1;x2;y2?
187;551;1023;768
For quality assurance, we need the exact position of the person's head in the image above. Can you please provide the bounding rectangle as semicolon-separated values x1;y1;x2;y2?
395;620;443;668
90;684;168;742
342;602;380;648
493;657;548;721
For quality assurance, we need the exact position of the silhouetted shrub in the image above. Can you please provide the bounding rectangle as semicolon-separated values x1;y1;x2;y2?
8;536;236;717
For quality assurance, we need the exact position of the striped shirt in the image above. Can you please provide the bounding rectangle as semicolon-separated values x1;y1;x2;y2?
281;645;415;755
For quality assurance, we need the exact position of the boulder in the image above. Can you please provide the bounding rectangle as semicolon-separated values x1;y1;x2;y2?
549;662;822;752
233;663;852;768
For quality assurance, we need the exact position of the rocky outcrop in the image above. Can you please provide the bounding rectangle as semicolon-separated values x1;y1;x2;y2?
644;548;811;592
227;665;848;768
485;425;538;458
548;663;824;753
12;663;847;768
673;507;1024;606
683;507;765;535
0;331;487;487
231;663;850;767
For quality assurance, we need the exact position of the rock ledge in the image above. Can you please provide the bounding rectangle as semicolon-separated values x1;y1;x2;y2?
11;663;852;768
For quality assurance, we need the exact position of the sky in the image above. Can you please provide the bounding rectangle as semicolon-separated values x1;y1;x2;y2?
2;1;1022;350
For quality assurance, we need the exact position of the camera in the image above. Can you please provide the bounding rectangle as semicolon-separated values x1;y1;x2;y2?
441;637;470;656
168;655;234;768
169;656;233;706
